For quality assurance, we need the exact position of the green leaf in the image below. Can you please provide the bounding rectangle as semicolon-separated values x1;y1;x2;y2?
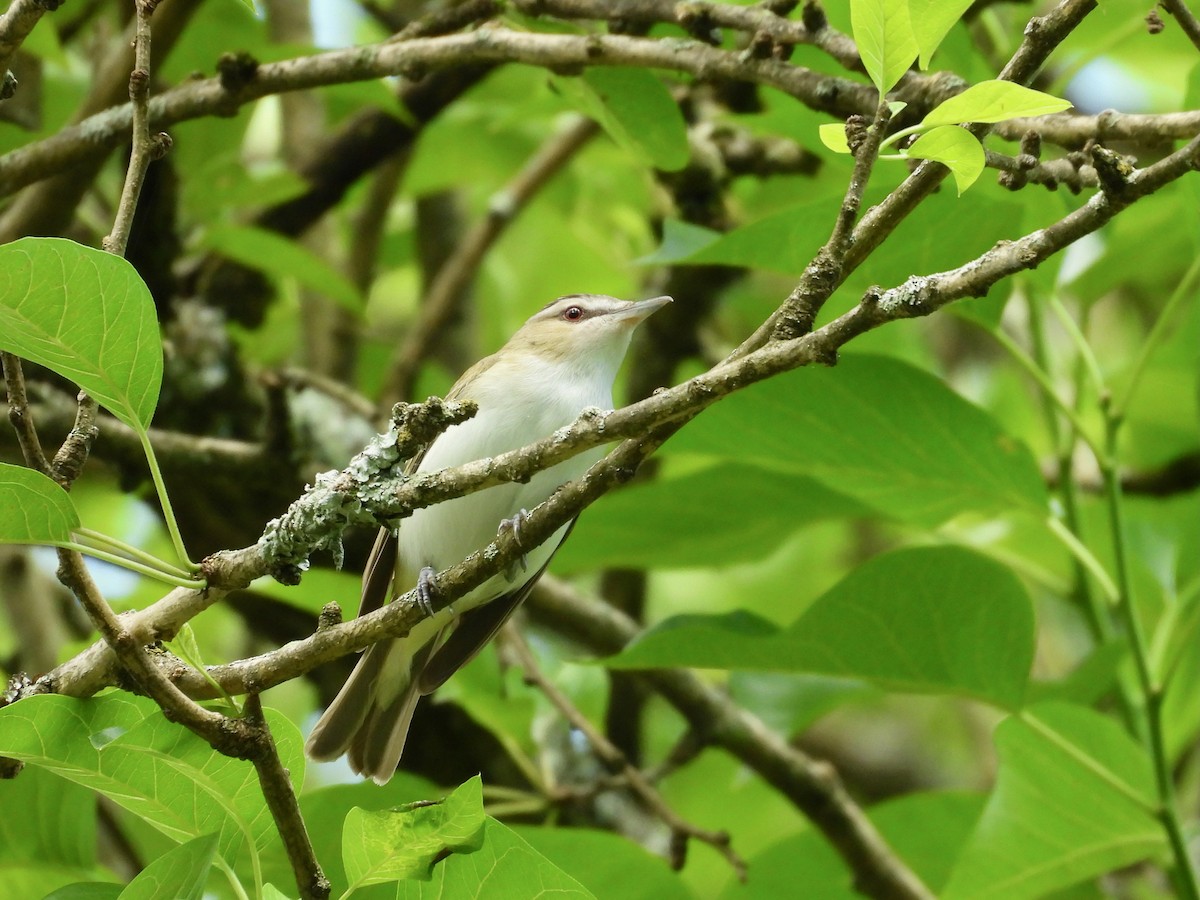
634;218;721;266
556;463;872;571
0;767;113;898
0;694;302;873
200;225;364;315
682;196;837;274
118;833;218;900
908;0;973;68
923;81;1072;127
44;885;123;900
293;773;440;890
819;122;852;154
513;827;692;900
0;237;163;431
906;125;985;194
0;462;80;545
943;702;1164;899
391;818;594;898
343;775;487;887
667;354;1048;527
607;547;1034;707
851;0;918;94
572;68;690;172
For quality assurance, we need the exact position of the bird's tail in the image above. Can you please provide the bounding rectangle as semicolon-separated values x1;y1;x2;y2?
305;628;443;784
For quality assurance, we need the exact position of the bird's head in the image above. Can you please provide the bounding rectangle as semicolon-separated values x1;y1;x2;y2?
508;294;672;381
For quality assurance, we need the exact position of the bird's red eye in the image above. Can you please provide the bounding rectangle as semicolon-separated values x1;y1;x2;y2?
563;306;584;321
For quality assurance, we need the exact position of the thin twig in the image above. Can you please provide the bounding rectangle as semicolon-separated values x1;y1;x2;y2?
102;0;169;257
1160;0;1200;52
768;98;893;344
243;694;331;900
50;392;99;488
0;0;54;94
380;115;600;406
503;625;747;880
1;351;51;476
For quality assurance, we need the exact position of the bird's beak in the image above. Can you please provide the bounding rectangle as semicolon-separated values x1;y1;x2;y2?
610;295;673;325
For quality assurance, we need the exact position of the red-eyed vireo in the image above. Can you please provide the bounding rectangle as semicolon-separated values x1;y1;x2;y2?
305;293;672;783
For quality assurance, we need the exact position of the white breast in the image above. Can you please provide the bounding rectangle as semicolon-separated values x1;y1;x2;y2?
396;352;611;608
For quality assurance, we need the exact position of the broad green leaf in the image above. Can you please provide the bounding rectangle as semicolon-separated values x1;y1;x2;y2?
390;818;594;898
906;125;985;194
667;355;1048;527
343;775;487;887
570;68;689;172
43;884;122;900
0;693;302;873
292;773;440;891
556;463;871;571
0;462;79;544
943;702;1163;899
607;547;1034;708
923;81;1072;127
634;218;721;266
0;237;162;430
118;833;218;900
851;0;918;94
819;122;852;153
200;225;364;315
0;767;112;898
909;0;973;68
683;196;837;274
513;827;692;900
720;791;984;898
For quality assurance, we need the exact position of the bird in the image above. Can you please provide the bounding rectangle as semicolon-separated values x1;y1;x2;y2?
305;293;672;783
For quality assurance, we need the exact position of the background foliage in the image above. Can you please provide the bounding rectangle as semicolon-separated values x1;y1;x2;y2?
1;0;1199;897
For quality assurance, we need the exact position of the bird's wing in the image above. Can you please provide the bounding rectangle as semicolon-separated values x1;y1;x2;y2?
416;519;577;694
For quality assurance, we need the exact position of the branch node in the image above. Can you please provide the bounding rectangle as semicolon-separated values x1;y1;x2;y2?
800;0;826;32
763;0;800;17
148;131;173;160
676;2;722;45
217;51;259;92
1;70;16;100
317;602;344;631
1090;143;1136;195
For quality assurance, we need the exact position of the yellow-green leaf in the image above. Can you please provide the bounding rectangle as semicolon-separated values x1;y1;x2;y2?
851;0;918;95
906;125;986;194
923;81;1072;127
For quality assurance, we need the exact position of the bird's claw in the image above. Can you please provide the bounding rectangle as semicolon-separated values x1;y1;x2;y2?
499;508;530;579
416;566;437;617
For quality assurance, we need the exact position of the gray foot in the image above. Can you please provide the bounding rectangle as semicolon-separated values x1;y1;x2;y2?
499;508;530;580
417;566;437;617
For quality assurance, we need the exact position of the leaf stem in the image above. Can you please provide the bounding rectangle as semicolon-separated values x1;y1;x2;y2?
971;316;1105;461
1044;516;1118;604
1100;402;1200;898
1048;296;1105;398
60;541;206;590
73;526;193;579
138;429;198;570
1113;254;1200;420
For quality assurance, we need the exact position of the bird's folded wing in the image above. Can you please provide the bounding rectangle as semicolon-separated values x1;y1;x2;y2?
416;519;577;694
